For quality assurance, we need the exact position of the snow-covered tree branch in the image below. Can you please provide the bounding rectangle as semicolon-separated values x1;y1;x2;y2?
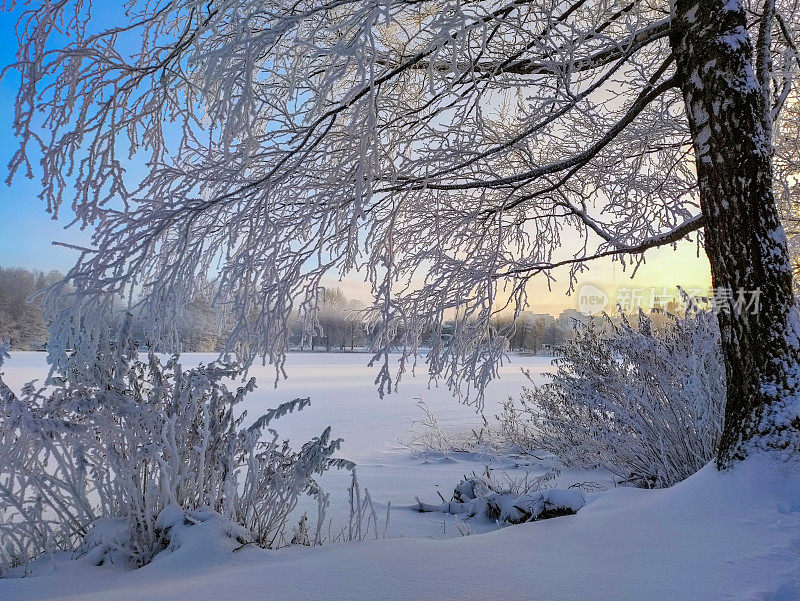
5;0;800;464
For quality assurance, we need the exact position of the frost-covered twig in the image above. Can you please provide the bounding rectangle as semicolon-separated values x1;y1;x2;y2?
329;469;390;543
399;397;486;461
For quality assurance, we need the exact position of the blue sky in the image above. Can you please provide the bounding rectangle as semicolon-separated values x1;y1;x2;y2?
0;7;109;274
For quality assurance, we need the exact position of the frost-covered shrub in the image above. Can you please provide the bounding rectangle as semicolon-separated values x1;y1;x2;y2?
416;468;584;524
0;322;350;572
497;308;724;488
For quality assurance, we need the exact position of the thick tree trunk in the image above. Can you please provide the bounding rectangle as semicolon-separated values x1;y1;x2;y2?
670;0;800;466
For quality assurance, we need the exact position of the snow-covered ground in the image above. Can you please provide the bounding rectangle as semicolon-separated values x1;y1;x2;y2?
1;352;798;600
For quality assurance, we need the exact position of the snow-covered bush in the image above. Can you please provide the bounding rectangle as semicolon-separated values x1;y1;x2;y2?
497;308;724;488
416;468;584;525
0;321;350;572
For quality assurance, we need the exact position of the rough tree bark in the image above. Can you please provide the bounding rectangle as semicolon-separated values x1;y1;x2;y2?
670;0;800;466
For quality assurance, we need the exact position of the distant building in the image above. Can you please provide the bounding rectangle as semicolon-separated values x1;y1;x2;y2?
557;308;587;330
519;311;556;325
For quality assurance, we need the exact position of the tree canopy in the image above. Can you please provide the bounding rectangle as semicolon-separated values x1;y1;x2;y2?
6;2;800;462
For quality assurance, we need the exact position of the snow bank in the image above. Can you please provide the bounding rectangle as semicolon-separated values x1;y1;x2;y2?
2;457;797;601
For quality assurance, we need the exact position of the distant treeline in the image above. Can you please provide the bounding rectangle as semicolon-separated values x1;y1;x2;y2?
490;312;568;354
0;266;583;353
0;267;63;350
0;269;377;352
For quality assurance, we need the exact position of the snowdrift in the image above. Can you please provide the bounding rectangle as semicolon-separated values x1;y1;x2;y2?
2;457;797;601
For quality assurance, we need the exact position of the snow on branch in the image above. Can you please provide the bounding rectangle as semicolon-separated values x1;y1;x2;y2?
6;0;798;403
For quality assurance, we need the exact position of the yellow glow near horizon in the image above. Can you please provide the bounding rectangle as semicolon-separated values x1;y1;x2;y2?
527;241;713;315
324;239;713;317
